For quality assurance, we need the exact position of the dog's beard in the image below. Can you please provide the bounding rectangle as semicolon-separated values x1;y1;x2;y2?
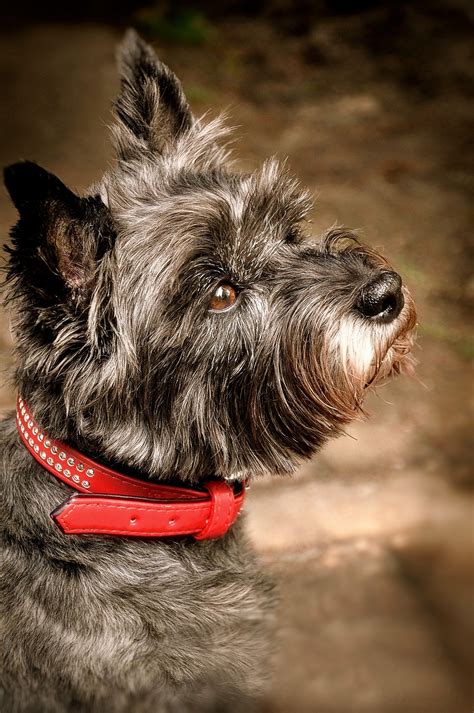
327;287;417;408
369;323;417;384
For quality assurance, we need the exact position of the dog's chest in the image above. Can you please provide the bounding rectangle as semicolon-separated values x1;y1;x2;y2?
4;533;271;709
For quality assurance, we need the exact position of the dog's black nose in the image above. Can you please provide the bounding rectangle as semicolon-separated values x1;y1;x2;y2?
356;271;404;322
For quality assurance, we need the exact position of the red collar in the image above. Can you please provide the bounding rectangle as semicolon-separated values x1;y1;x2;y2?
16;397;245;540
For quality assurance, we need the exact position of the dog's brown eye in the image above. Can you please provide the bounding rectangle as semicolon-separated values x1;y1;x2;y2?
209;283;237;312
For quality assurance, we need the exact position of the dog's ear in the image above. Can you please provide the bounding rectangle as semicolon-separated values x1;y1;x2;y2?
114;29;193;161
4;161;115;304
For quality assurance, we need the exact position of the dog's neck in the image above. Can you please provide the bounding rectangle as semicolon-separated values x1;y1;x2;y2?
16;396;246;540
16;381;256;486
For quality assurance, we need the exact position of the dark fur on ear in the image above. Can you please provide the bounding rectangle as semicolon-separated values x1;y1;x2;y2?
4;161;115;308
114;29;193;161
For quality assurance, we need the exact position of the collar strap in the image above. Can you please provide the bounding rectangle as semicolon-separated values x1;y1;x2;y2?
16;398;245;540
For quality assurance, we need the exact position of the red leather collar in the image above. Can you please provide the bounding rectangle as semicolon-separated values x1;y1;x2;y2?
16;397;245;540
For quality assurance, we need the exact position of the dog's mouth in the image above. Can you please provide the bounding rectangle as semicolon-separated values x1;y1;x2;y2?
364;291;417;389
364;330;416;389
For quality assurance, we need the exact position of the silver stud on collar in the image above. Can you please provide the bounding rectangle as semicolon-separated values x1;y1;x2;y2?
82;480;90;489
67;457;75;466
38;433;44;442
40;451;46;460
59;452;66;461
51;446;58;455
44;440;51;449
77;463;84;472
72;475;80;483
63;469;71;477
86;468;94;477
47;457;53;466
55;463;62;472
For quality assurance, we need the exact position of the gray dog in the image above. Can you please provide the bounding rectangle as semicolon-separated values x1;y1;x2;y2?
0;30;416;713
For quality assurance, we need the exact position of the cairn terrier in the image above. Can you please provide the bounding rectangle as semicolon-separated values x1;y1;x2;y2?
0;29;416;713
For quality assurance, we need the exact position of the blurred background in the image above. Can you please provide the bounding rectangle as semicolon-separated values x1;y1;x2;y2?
0;1;472;711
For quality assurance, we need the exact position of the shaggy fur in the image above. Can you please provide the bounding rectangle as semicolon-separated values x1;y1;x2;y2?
0;30;416;713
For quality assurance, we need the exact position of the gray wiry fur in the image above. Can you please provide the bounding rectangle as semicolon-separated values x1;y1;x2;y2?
0;29;416;713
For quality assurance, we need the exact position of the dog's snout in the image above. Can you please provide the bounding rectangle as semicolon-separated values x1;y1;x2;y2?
356;271;404;322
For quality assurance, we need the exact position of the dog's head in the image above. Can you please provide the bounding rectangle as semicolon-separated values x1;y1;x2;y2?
3;31;416;483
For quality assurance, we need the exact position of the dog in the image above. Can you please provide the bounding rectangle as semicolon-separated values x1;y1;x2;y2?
0;29;416;713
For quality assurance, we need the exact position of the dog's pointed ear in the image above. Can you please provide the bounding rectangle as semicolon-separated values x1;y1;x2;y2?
4;161;115;303
114;29;193;161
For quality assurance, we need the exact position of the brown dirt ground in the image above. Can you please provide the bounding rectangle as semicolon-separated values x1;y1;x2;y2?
0;5;472;712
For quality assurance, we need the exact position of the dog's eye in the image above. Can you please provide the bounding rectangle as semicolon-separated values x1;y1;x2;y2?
209;283;238;312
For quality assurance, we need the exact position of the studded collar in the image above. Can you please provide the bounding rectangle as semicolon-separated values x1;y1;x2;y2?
16;397;245;539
